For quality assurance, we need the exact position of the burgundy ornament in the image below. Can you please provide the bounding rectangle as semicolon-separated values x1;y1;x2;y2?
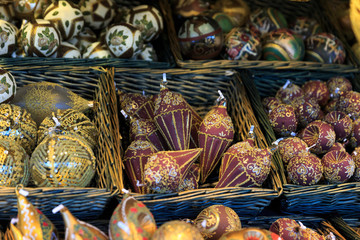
276;81;303;104
187;103;202;149
144;148;202;193
324;111;353;141
278;137;308;166
287;153;323;186
268;104;298;137
291;97;320;128
351;147;360;181
318;110;325;121
327;76;352;99
302;80;330;107
178;163;200;191
269;218;303;240
329;142;346;152
198;95;234;184
123;135;157;194
324;99;340;113
350;118;360;148
301;228;326;240
301;120;336;154
322;150;355;183
262;97;281;114
338;91;360;119
119;91;155;120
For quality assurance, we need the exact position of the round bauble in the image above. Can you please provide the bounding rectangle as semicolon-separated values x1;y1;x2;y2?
0;139;29;187
105;23;143;58
301;120;336;154
278;137;308;166
329;142;346;152
262;29;305;61
194;205;241;240
350;118;360;148
219;228;281;240
30;134;96;187
262;97;281;114
125;5;163;42
291;97;321;128
322;150;355;183
324;111;353;141
276;81;303;104
305;33;346;64
289;17;322;40
179;163;200;191
152;220;204;240
82;41;111;59
68;27;97;53
338;91;360;119
204;11;234;34
13;0;50;20
79;0;116;30
213;0;250;27
327;76;352;99
302;80;330;107
54;42;81;58
224;27;261;60
268;104;298;137
287;153;323;186
249;8;287;36
138;43;158;61
0;68;16;104
0;20;17;57
351;147;360;181
178;15;223;60
18;19;60;57
324;99;340;113
270;218;302;239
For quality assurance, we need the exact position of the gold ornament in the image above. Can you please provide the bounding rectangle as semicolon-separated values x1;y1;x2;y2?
38;109;97;149
0;103;37;154
30;134;96;187
152;220;204;240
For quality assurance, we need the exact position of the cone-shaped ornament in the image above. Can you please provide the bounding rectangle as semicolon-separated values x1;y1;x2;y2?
154;73;192;151
119;91;155;120
52;204;108;240
199;91;234;184
187;103;202;149
10;219;26;240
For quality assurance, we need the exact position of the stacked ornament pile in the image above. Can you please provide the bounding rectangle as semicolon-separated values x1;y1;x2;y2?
119;74;279;194
263;76;360;186
0;0;163;61
175;0;346;64
0;68;98;188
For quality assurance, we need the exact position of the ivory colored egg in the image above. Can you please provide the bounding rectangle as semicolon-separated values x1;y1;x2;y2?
68;27;97;53
82;41;111;59
79;0;116;30
0;3;15;23
0;68;16;104
138;43;158;61
55;42;81;58
0;20;17;57
13;0;50;20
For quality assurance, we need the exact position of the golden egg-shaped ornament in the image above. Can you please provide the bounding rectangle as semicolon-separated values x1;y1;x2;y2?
0;104;37;155
30;134;96;187
219;228;281;240
0;68;16;104
109;195;157;240
13;0;51;20
152;220;204;240
193;205;241;240
37;109;97;149
0;140;30;187
10;82;94;126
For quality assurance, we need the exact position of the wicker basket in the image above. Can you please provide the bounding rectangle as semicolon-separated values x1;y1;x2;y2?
98;67;283;225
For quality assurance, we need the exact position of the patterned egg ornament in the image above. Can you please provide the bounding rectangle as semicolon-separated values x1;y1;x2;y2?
203;11;234;34
322;150;355;183
0;3;15;22
287;153;323;186
119;91;155;120
13;0;50;20
324;111;353;141
224;27;262;60
351;147;360;181
213;0;250;27
105;23;143;58
68;26;97;53
350;118;360;148
79;0;116;30
44;1;84;41
193;205;241;240
0;20;17;57
301;120;336;154
302;80;330;107
109;195;156;240
338;90;360;119
54;41;81;58
125;5;163;42
0;68;16;104
276;80;303;104
144;148;202;193
152;220;204;240
30;134;96;187
219;228;282;240
178;163;200;191
18;19;60;57
305;33;346;64
278;137;308;166
138;43;158;61
291;97;321;128
178;15;223;60
249;8;288;36
82;41;111;59
268;104;298;137
262;97;281;113
327;76;352;99
289;17;322;40
329;142;347;152
262;29;305;61
270;218;311;240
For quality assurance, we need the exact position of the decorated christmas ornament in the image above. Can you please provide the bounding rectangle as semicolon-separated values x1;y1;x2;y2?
329;142;347;152
301;228;326;240
125;5;163;42
154;75;192;151
276;80;303;104
278;137;308;166
18;19;61;57
268;104;298;137
152;220;204;240
327;76;352;99
203;11;234;34
138;43;158;61
291;97;321;128
0;3;15;22
193;205;241;240
262;29;305;61
54;41;81;58
0;140;29;187
262;97;281;114
144;148;202;193
82;41;111;59
178;15;223;60
351;147;360;181
219;228;281;240
249;8;288;36
224;27;262;60
12;186;58;240
79;0;116;30
302;80;330;107
198;91;234;184
289;17;322;40
30;134;96;187
213;0;250;27
301;120;336;154
109;195;156;240
186;100;202;149
175;0;209;18
0;20;17;57
287;153;323;186
105;23;143;58
44;1;84;41
13;0;50;20
119;91;154;120
305;33;346;64
270;218;307;240
324;111;353;141
0;68;16;104
338;90;360;119
11;82;93;126
37;109;97;148
53;204;108;240
322;150;355;183
350;118;360;148
68;27;97;53
178;163;200;191
0;104;37;154
324;99;340;113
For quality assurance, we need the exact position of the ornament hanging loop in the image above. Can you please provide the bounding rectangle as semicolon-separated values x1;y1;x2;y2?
217;90;226;106
160;73;168;89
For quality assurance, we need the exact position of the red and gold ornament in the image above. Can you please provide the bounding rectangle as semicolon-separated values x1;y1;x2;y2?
327;76;352;99
322;150;355;183
301;120;336;154
152;220;204;240
350;118;360;148
262;97;281;114
324;111;353;141
275;80;303;104
302;80;330;107
268;104;298;137
278;137;308;166
291;97;320;128
287;153;323;186
179;163;200;191
338;90;360;119
119;91;155;120
351;147;360;181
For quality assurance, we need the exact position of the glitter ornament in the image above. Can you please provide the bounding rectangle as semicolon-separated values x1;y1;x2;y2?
79;0;116;30
30;134;96;187
327;76;352;99
193;205;241;240
13;0;50;20
0;104;37;155
262;97;281;114
351;147;360;181
82;41;112;59
291;97;321;128
276;81;303;104
55;42;81;58
302;80;330;107
220;228;281;240
322;150;355;184
109;195;156;240
350;118;360;148
249;8;288;36
119;91;154;120
44;1;84;41
289;17;322;40
287;153;323;186
278;137;308;166
268;104;298;137
178;163;200;191
152;220;204;240
144;148;202;193
0;20;17;57
0;68;16;104
53;204;108;240
301;120;336;154
11;82;93;126
338;91;360;119
324;111;353;141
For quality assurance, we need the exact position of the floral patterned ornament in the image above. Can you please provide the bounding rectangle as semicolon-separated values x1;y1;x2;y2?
287;153;323;186
13;0;50;20
79;0;116;30
322;150;355;184
0;20;17;57
0;68;16;104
